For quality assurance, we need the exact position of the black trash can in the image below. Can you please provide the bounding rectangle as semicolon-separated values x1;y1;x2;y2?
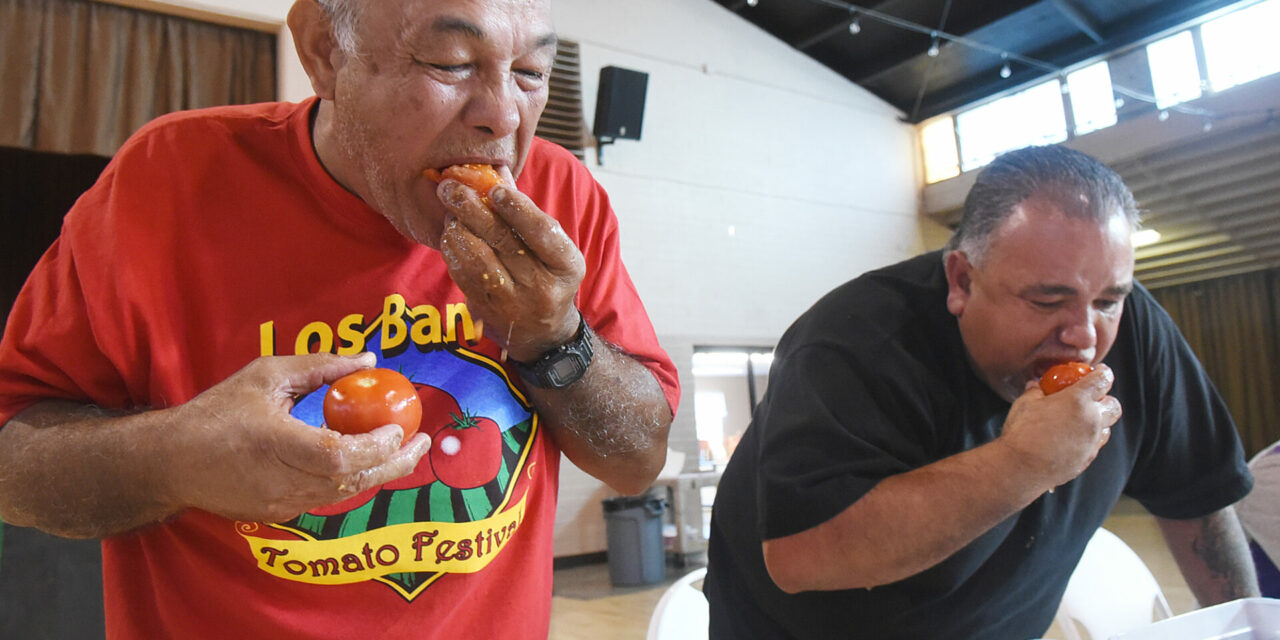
602;494;667;586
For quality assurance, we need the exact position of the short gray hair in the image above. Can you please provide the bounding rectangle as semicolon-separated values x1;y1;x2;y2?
316;0;361;54
945;145;1141;264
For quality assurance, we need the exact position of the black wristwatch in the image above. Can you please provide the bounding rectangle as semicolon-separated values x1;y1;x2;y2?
512;314;595;389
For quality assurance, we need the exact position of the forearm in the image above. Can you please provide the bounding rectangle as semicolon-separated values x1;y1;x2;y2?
0;400;183;539
1157;508;1259;606
764;438;1047;592
527;337;672;495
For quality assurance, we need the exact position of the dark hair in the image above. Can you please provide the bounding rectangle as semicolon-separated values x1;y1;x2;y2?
945;145;1140;263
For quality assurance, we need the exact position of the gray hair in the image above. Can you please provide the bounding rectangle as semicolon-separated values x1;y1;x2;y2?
945;145;1141;264
316;0;361;54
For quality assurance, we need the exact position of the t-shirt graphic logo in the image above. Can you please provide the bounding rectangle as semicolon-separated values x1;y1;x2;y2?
237;328;537;601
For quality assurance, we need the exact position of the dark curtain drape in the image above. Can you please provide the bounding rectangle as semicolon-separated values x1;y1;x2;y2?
0;1;278;636
0;146;111;326
1150;270;1280;458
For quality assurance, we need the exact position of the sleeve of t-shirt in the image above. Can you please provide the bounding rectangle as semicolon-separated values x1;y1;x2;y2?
753;312;940;541
540;143;680;416
1239;448;1280;562
1123;288;1253;519
0;174;133;427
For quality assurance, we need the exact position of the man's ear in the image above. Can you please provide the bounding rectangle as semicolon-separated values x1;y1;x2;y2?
944;250;974;317
287;0;343;100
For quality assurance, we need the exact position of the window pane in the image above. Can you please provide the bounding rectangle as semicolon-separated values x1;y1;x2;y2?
1067;62;1118;135
1202;0;1280;91
1147;31;1202;108
920;116;960;183
956;81;1068;172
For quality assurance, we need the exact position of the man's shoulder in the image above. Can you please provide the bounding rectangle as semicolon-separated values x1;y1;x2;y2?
812;252;947;319
782;251;950;354
123;100;308;156
522;138;591;185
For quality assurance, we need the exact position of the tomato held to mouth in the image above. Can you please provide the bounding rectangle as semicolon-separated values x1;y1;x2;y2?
1039;362;1094;395
423;164;505;203
323;368;422;445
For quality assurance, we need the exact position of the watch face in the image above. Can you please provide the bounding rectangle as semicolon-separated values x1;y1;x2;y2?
546;355;585;386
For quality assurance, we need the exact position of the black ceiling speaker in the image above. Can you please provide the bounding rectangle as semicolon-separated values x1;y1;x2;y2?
593;66;648;163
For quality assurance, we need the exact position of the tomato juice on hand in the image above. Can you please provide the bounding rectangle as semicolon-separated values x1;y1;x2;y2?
323;368;422;445
1039;362;1094;395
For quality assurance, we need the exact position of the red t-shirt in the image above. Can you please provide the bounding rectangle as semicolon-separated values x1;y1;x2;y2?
0;99;679;639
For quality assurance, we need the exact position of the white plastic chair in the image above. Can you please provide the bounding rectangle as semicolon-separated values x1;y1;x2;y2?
646;566;709;640
1053;527;1173;640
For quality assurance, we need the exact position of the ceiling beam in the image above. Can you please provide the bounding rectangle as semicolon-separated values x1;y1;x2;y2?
1141;263;1274;289
796;18;857;50
1049;0;1103;43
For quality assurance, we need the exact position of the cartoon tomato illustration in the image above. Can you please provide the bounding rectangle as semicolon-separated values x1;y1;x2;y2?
430;412;503;489
382;384;464;491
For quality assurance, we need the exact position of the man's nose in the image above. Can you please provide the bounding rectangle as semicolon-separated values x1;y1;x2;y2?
464;74;521;138
1058;306;1098;353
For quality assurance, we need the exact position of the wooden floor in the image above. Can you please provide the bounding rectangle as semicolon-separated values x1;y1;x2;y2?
548;498;1196;640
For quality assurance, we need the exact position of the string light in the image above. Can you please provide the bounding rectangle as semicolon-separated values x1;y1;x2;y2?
746;0;758;6
848;16;862;35
927;31;941;57
1158;110;1170;121
999;53;1012;79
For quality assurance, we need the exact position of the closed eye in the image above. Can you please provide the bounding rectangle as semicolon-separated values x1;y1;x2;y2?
1095;299;1123;313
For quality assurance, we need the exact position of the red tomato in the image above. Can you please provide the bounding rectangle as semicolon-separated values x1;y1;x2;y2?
430;412;502;490
323;368;422;445
1039;362;1094;395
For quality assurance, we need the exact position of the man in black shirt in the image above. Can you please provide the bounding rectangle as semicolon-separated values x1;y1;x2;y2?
705;145;1258;639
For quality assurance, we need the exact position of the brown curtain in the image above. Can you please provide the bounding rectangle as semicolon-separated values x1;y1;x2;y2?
1150;270;1280;458
0;0;277;157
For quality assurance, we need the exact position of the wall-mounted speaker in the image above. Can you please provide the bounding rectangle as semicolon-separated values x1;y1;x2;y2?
593;66;648;142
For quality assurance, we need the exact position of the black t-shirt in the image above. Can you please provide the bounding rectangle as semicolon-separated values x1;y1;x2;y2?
705;251;1252;640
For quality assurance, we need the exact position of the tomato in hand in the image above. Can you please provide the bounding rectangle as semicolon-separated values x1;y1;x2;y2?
323;368;422;445
1039;362;1094;395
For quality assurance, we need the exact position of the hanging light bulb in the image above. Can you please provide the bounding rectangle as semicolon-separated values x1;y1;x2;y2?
1203;118;1214;132
746;0;758;6
927;33;941;57
1158;110;1170;122
999;54;1012;79
848;17;862;35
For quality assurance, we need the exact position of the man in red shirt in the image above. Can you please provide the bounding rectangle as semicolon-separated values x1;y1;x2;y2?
0;0;679;637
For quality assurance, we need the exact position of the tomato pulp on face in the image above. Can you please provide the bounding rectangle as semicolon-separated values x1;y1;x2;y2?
1039;362;1094;395
323;368;422;445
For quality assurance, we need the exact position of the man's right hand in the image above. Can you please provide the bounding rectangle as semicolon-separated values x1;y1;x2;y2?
997;364;1122;490
162;353;432;524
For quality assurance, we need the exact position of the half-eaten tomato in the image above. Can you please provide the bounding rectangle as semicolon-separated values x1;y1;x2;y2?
423;163;505;203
